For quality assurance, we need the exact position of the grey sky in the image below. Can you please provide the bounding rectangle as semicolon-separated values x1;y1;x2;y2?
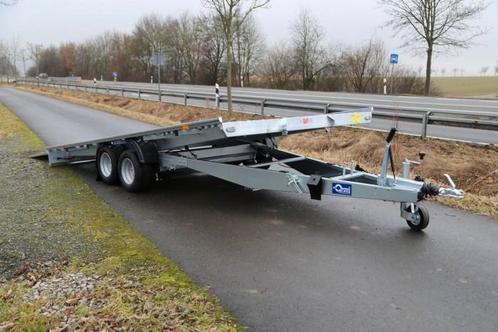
1;0;497;75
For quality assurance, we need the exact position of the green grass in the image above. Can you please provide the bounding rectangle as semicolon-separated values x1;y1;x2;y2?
432;76;498;98
0;102;242;331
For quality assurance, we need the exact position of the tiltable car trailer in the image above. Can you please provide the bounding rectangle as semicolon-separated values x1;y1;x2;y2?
42;108;464;231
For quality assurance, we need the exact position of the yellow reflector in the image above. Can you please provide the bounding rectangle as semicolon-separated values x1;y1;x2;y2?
351;112;363;125
182;123;190;131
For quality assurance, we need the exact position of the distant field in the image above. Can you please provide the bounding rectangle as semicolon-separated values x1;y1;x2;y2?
432;76;498;99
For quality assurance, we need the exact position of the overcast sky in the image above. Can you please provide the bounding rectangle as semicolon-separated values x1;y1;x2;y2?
1;0;497;75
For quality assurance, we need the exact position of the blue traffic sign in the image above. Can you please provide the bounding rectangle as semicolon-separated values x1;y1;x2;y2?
112;72;118;78
390;53;399;64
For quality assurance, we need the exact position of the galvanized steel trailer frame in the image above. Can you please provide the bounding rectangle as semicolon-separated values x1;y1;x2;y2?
45;108;463;231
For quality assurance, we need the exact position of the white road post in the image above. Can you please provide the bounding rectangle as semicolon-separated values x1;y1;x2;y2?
215;83;220;109
383;78;387;95
240;75;244;88
151;76;153;84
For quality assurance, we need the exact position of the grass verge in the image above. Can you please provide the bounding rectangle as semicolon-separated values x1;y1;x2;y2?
432;76;498;99
13;85;498;219
0;101;241;331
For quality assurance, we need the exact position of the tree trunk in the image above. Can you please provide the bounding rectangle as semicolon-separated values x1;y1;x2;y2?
226;27;233;112
302;66;306;90
424;47;433;96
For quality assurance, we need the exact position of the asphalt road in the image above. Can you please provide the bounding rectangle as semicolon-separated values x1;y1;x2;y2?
72;80;497;144
86;79;498;114
2;87;498;331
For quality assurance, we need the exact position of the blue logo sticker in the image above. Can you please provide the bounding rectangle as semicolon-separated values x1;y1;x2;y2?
332;183;352;196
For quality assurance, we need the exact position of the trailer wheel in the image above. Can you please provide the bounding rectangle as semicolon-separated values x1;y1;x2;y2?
118;150;155;193
406;205;430;231
97;146;122;185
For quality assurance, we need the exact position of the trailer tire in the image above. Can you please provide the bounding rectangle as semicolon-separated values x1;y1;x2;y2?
96;146;123;185
118;150;155;193
406;205;430;231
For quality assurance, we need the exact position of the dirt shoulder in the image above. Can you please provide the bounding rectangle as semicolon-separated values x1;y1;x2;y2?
14;85;498;219
0;102;241;331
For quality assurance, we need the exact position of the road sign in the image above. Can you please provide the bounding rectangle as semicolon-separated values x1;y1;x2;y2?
390;53;399;64
150;53;166;66
112;72;118;78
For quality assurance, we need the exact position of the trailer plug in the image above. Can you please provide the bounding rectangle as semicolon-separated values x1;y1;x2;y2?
417;182;440;201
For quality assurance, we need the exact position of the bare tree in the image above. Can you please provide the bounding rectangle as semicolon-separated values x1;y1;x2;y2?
199;15;226;84
202;0;269;111
417;66;423;76
9;38;19;79
232;14;264;87
19;48;28;77
380;0;488;95
27;43;43;77
340;39;386;93
178;13;204;83
291;10;330;90
134;15;165;54
261;44;296;88
0;42;10;81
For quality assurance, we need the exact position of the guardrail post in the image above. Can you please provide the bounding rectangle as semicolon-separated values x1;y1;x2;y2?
158;91;162;102
121;88;124;97
323;103;331;114
84;86;87;92
216;95;220;109
184;93;188;106
138;89;141;100
260;99;266;115
106;87;109;94
421;111;431;139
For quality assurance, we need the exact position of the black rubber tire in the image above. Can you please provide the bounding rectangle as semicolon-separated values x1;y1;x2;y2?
96;145;123;185
406;204;430;231
118;150;155;193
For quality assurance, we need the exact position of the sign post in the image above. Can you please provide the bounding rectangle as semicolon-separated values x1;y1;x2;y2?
389;53;399;94
112;72;118;82
151;51;166;102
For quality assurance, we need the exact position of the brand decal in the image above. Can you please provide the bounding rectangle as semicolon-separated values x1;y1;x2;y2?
332;183;352;196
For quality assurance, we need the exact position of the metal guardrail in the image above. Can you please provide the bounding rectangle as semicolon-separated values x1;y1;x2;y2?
16;79;498;138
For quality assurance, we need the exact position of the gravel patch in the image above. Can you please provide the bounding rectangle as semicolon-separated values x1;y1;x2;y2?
0;134;101;279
